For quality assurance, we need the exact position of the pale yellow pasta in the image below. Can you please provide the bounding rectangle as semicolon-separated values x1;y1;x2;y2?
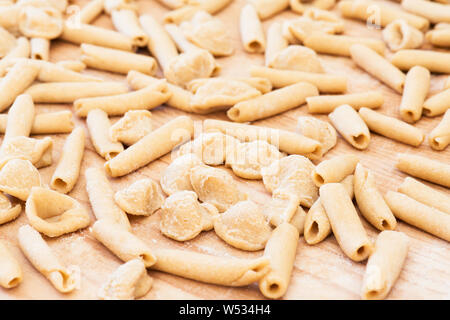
18;5;63;39
329;104;370;150
111;9;148;47
302;7;344;32
284;17;342;43
306;91;384;114
250;66;347;93
23;59;101;82
80;43;157;75
296;116;337;154
396;153;450;188
240;4;265;53
0;241;22;289
0;111;74;135
98;259;153;300
0;26;15;58
0;5;19;31
155;0;187;9
426;29;450;48
160;154;202;196
385;191;450;241
110;110;152;146
85;167;131;230
26;82;129;103
361;231;409;300
26;187;90;237
114;178;164;216
0;136;53;169
0;159;40;201
399;66;430;123
270;45;323;73
0;37;29;77
265;22;288;67
435;22;450;30
350;44;405;94
382;20;424;52
391;50;450;74
103;0;136;13
227;82;318;123
320;183;373;262
77;0;104;24
163;0;233;24
429;109;450;151
312;154;359;187
402;0;450;24
164;23;201;53
50;127;85;194
290;206;306;235
92;219;156;267
30;37;49;61
423;88;450;117
0;192;21;225
177;132;228;165
3;94;34;143
105;116;194;177
56;60;86;72
304;34;385;57
259;222;298;299
249;0;289;20
187;77;271;94
359;107;424;147
152;248;270;286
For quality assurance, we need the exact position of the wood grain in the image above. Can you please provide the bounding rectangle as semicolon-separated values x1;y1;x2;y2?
0;0;449;300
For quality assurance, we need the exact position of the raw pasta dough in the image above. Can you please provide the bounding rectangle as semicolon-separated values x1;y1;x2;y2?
114;179;164;216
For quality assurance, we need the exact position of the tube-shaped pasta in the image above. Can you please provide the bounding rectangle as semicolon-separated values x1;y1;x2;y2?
361;231;409;300
155;0;187;9
0;26;15;58
0;241;22;289
354;164;397;231
50;127;85;194
249;0;289;20
30;38;50;61
320;183;373;261
187;77;272;94
204;119;323;160
423;88;450;117
398;177;450;214
426;29;450;48
265;22;288;66
60;22;135;51
111;9;148;47
240;4;265;53
359;108;424;147
18;225;77;293
399;66;430;123
139;14;178;71
4;94;34;142
152;248;269;286
0;59;39;112
80;43;157;75
75;81;170;117
385;191;450;241
26;82;129;103
429;109;450;151
105;116;194;177
78;0;104;24
87;109;123;161
0;111;74;135
164;23;200;53
391;50;450;74
0;37;30;77
28;59;101;82
304;34;385;57
338;0;429;31
57;60;86;72
350;44;405;94
85;167;131;230
329;104;370;150
227;82;318;122
312;154;359;187
163;0;232;24
382;20;424;52
307;91;384;114
250;66;347;93
396;153;450;188
259;222;299;299
402;0;450;24
92;219;156;267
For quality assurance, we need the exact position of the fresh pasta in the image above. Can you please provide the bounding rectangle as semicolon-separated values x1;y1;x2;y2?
399;66;430;123
402;0;450;24
30;37;49;61
382;20;423;52
240;4;265;53
426;28;450;48
0;111;74;135
306;91;384;114
428;109;450;151
249;0;289;20
423;89;450;117
0;241;22;289
304;34;385;57
391;50;450;74
312;154;359;187
111;9;148;47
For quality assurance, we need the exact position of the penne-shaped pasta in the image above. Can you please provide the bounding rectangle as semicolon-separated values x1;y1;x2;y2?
57;60;86;72
163;0;233;24
85;167;131;230
399;66;430;123
385;192;450;241
426;29;450;48
77;0;104;24
105;116;194;177
423;88;450;117
164;23;200;53
250;66;347;93
259;223;299;299
111;9;148;47
187;77;272;94
18;225;78;293
155;0;187;9
30;38;50;61
306;91;384;114
0;37;30;77
80;43;157;75
396;153;450;188
265;22;288;67
304;34;385;57
28;59;100;82
429;109;450;151
3;94;34;142
350;44;405;94
312;154;359;187
240;4;265;53
402;0;450;24
227;82;318;122
50;127;85;194
320;183;373;261
0;241;22;289
249;0;289;20
26;82;129;103
382;20;423;52
361;231;409;300
329;104;371;150
391;50;450;74
359;108;424;147
0;111;74;135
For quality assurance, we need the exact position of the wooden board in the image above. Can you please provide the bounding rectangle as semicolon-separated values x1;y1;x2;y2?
0;0;449;300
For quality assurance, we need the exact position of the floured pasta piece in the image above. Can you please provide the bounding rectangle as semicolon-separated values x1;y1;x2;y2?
269;45;324;73
214;200;272;251
114;179;164;216
180;11;233;56
382;19;423;52
160;190;217;241
190;164;247;212
25;187;91;237
110;110;153;146
0;192;21;225
18;5;63;39
296;116;337;154
303;7;345;33
0;136;53;169
0;26;16;58
0;159;41;201
164;49;220;88
226;140;284;180
103;0;137;13
285;17;341;43
160;154;203;196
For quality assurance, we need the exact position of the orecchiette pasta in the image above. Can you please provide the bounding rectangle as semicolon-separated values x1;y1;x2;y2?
109;110;153;146
296;117;337;154
114;179;164;216
0;159;41;201
160;154;203;196
0;192;21;225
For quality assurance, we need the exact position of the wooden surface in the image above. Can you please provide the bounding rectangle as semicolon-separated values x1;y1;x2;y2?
0;0;449;300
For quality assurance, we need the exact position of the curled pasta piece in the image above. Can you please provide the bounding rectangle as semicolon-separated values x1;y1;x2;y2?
284;17;341;43
399;66;430;123
312;154;359;187
109;110;153;146
0;159;41;201
382;19;423;52
0;26;16;58
77;0;104;24
3;94;34;143
240;4;265;53
265;22;288;67
163;0;232;24
114;179;164;216
428;109;450;151
303;7;344;32
296;117;337;154
30;37;49;61
177;132;228;165
57;60;86;72
0;241;22;289
0;37;30;77
249;0;289;20
306;91;384;114
270;45;323;73
391;50;450;74
160;154;203;196
26;187;90;237
111;9;148;47
423;88;450;117
0;192;21;225
0;136;53;169
0;111;74;135
18;5;63;39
